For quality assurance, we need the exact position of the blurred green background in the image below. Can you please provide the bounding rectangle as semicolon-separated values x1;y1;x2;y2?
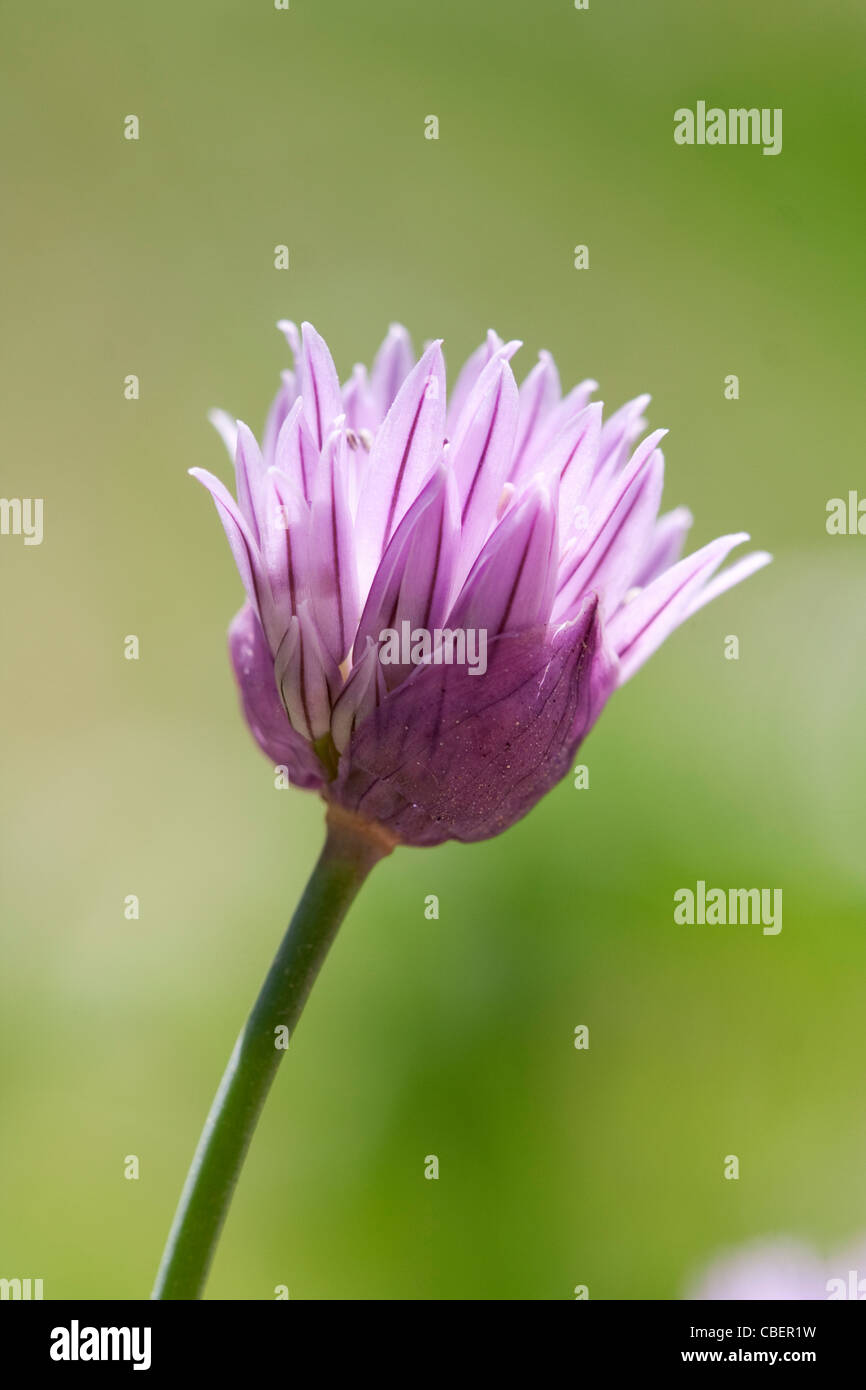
2;0;864;1300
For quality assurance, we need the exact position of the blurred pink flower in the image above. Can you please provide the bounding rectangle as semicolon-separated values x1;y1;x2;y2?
688;1235;866;1300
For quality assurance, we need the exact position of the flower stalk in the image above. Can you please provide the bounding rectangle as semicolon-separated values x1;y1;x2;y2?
151;806;394;1300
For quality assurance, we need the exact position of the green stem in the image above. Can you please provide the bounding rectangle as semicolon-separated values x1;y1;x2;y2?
151;805;394;1300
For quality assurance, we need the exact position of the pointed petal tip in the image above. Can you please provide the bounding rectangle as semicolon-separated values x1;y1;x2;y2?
300;319;328;343
685;545;773;621
277;319;301;351
738;548;772;572
669;504;694;524
574;588;600;618
523;471;555;505
208;409;239;455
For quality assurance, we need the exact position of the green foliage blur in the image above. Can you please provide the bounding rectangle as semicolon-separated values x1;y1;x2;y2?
1;0;864;1299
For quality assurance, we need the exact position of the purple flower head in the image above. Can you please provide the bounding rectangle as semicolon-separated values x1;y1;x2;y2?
194;322;770;847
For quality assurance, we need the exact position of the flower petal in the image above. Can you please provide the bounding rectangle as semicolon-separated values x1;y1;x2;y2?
370;323;415;420
549;401;603;535
354;340;446;598
189;467;277;643
208;408;238;460
509;350;561;483
521;378;598;468
632;505;693;588
685;548;772;618
450;354;520;590
446;329;505;436
342;363;378;436
308;424;360;665
447;335;522;443
554;431;667;619
449;479;558;636
591;393;651;495
298;321;343;450
228;604;324;788
263;467;311;618
330;637;386;753
354;463;459;685
608;532;757;683
274;603;340;742
262;370;298;466
233;421;268;543
273;398;318;504
277;318;301;362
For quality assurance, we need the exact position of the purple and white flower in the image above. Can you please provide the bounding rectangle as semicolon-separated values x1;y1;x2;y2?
193;321;770;846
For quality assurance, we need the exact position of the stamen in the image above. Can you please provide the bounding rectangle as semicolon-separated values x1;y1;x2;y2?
497;482;516;519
